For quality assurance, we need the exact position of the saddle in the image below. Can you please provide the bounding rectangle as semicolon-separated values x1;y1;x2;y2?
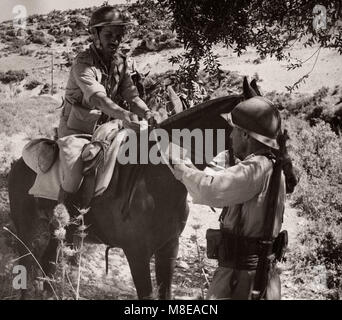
22;121;146;214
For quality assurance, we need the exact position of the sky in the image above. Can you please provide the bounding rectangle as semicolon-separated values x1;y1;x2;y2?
0;0;127;23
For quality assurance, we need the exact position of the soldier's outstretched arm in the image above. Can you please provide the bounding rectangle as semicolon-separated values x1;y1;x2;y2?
129;96;151;119
90;92;140;132
172;157;267;208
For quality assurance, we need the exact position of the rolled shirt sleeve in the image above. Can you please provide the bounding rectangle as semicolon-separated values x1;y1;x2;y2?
175;155;270;208
72;62;107;105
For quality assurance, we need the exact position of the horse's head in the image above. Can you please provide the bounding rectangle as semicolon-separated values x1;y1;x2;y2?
159;92;242;170
159;76;263;168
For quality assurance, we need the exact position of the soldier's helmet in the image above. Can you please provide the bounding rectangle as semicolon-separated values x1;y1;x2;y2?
230;96;281;149
89;6;131;29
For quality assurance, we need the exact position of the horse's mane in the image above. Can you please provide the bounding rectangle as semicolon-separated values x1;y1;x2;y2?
159;95;243;131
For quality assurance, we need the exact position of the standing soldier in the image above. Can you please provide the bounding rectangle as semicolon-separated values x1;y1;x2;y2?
170;96;291;299
58;5;155;138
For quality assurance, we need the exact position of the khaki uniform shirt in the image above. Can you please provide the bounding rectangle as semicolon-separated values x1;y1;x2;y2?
176;153;286;238
58;44;139;137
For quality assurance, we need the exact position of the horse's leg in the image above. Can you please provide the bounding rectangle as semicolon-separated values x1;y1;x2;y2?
124;246;153;299
17;214;51;298
155;237;179;300
40;237;58;287
8;160;56;298
22;199;55;297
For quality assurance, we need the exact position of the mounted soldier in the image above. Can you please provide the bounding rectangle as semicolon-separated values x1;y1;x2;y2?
21;6;159;208
58;5;155;138
170;90;294;299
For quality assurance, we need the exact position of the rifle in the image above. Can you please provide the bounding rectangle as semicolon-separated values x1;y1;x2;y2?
251;130;288;300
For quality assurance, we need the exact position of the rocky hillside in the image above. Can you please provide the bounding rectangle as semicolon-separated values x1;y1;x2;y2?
0;3;180;58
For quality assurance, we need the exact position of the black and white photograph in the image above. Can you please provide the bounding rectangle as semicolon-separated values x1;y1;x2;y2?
0;0;341;303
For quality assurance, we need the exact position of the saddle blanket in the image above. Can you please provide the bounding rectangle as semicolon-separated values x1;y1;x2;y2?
22;121;137;201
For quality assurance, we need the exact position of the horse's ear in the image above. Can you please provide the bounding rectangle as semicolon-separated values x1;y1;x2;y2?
243;76;258;98
144;71;150;77
250;79;262;96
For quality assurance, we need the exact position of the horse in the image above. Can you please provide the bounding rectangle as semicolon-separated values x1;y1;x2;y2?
7;78;297;299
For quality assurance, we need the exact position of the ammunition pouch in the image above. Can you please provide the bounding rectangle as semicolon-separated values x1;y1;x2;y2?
206;229;288;270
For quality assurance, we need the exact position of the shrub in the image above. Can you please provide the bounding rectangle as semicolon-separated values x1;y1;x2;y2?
0;70;28;84
40;83;51;95
5;29;15;37
25;79;42;90
19;47;35;56
290;121;342;183
30;30;55;45
286;117;342;296
3;38;28;54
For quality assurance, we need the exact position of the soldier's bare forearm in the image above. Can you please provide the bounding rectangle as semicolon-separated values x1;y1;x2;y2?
90;92;129;120
129;96;150;118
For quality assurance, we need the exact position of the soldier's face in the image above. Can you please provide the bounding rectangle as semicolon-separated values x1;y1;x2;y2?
231;127;248;160
98;25;125;55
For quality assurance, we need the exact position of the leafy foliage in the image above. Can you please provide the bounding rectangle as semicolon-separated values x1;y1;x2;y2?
285;118;342;298
157;0;342;88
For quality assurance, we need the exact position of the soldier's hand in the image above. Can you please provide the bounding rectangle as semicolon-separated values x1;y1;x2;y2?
173;163;189;180
145;110;158;128
122;111;140;133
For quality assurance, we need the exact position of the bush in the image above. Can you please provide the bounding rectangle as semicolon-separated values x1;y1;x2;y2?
268;86;342;134
0;70;28;84
25;79;42;90
286;118;342;296
19;47;35;56
290;121;342;183
40;83;51;95
30;30;55;45
3;38;28;54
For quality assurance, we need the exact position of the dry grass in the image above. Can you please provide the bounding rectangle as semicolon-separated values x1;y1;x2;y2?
0;96;60;138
